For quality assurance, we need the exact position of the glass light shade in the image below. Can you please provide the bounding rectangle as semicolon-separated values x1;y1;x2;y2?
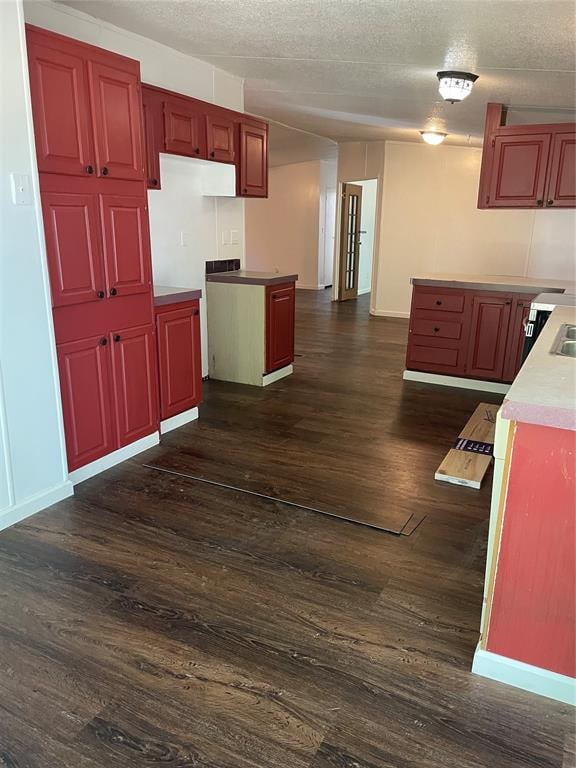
436;71;479;103
420;131;447;145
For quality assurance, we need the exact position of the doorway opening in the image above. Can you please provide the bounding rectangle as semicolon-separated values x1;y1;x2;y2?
336;178;377;302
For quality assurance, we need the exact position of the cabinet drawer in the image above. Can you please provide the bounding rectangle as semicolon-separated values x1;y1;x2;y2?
413;290;465;313
411;317;463;340
408;345;460;368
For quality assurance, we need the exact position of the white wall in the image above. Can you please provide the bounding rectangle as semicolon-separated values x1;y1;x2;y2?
245;161;323;289
374;142;576;317
318;160;338;287
349;179;377;294
0;0;72;530
24;0;246;374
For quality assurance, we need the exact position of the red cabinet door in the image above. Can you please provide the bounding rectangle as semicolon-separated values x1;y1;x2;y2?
487;134;551;207
156;303;202;419
88;60;144;180
467;294;512;380
502;295;534;383
164;99;206;158
41;189;106;307
142;87;163;189
239;122;268;197
110;325;158;446
266;283;295;373
57;334;116;471
546;132;576;208
26;36;94;177
206;114;235;163
100;194;152;298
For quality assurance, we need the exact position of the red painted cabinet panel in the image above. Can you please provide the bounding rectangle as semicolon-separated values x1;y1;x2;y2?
266;283;295;373
142;87;162;189
100;194;152;298
466;294;512;380
110;324;158;446
26;36;94;177
206;114;235;163
488;134;551;208
546;132;576;207
57;334;116;471
164;99;206;158
156;303;202;419
502;295;534;383
239;122;268;197
88;61;144;180
41;189;106;307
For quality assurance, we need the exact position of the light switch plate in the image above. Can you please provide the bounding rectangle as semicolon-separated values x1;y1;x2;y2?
10;173;32;206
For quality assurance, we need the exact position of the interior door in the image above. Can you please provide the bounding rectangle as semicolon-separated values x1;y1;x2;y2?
488;134;551;207
338;183;363;300
546;132;576;207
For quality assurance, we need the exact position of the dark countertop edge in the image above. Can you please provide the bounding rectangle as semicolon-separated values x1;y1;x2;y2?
206;272;298;286
153;288;203;306
411;278;567;294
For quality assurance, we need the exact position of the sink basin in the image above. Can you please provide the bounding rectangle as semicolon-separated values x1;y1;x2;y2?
551;325;576;357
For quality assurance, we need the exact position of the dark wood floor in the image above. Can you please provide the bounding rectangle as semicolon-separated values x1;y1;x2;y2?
0;290;573;768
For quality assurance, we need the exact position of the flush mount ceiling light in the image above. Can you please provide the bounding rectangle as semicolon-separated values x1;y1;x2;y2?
436;71;479;103
420;130;447;145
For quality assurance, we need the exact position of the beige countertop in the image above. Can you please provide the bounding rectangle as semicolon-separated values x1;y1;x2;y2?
153;285;202;306
502;306;576;431
206;270;298;286
412;273;575;294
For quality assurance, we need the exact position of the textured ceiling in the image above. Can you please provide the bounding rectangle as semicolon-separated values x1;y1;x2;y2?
58;0;576;146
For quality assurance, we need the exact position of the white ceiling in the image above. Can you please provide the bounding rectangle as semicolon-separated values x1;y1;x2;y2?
59;0;576;147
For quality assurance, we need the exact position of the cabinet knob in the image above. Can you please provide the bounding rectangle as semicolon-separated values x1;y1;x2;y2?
99;337;107;346
151;178;159;186
243;188;247;194
109;287;118;296
195;147;200;155
505;300;511;305
433;327;440;332
536;199;543;207
547;199;554;206
101;166;109;176
113;334;121;343
436;300;442;306
210;151;215;158
86;164;95;175
97;290;105;299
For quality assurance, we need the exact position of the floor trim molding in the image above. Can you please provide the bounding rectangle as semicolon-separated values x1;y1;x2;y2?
403;369;510;394
472;646;576;706
0;481;73;532
262;365;293;387
160;407;199;435
68;432;160;486
370;309;410;318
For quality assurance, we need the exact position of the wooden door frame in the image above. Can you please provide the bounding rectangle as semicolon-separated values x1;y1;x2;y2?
337;183;363;301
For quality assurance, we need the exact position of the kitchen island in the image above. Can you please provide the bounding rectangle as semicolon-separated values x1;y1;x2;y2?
404;273;574;391
472;305;575;705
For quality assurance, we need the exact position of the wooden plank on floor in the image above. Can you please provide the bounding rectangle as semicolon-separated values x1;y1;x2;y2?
434;403;499;490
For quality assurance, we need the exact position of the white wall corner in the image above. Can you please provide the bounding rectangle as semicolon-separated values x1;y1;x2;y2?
472;645;576;706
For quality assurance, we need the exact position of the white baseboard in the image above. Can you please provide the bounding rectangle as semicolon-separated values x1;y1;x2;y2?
262;364;293;387
296;283;325;290
403;369;510;395
357;287;371;295
68;432;160;486
160;407;199;434
472;646;576;706
370;309;410;318
0;481;73;533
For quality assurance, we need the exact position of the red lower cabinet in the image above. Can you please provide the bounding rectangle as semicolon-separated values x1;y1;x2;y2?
110;324;158;445
57;334;117;471
466;294;512;381
156;301;202;420
266;283;295;373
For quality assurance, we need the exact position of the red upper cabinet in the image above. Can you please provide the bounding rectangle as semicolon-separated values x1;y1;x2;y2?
488;134;551;208
466;293;512;381
41;187;106;307
100;193;152;298
164;98;206;158
26;34;94;177
266;283;295;373
546;132;576;207
478;103;575;209
239;121;268;197
206;113;235;163
156;302;202;419
88;61;144;180
57;333;116;471
110;324;158;446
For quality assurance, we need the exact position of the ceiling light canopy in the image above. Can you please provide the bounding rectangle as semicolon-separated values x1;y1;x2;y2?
420;130;447;145
436;71;479;103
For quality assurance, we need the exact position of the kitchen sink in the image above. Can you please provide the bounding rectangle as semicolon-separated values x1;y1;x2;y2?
551;325;576;357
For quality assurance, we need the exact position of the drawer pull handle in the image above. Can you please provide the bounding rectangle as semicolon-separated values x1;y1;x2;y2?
436;300;442;306
434;327;440;332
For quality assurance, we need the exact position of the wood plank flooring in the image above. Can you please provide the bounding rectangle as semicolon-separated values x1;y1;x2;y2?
0;290;573;768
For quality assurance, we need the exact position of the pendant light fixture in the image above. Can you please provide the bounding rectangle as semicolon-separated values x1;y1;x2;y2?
420;130;447;145
436;71;479;103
